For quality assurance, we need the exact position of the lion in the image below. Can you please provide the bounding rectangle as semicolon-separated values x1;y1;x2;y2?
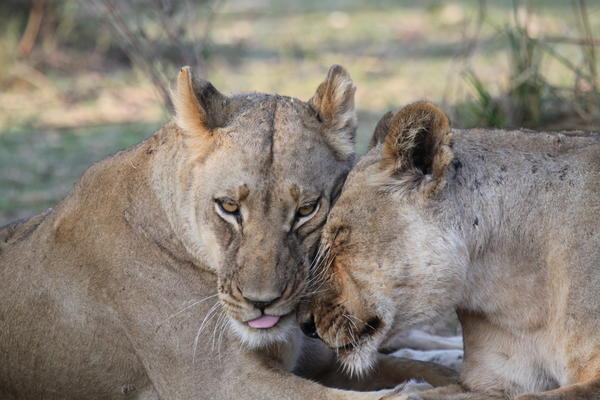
299;101;600;399
0;68;456;399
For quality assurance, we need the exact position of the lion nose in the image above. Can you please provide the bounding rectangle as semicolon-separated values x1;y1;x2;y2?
300;314;319;339
243;295;281;311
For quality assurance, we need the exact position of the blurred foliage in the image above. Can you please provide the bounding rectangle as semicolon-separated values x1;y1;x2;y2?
457;0;600;129
1;0;600;223
0;122;158;223
462;69;505;128
0;0;127;71
1;0;221;109
89;0;223;110
505;15;546;126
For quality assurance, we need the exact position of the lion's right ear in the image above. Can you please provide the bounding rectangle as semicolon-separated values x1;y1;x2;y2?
381;101;453;195
309;65;357;161
171;66;229;135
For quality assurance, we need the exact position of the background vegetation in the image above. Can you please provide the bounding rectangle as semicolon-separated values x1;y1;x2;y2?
1;0;599;224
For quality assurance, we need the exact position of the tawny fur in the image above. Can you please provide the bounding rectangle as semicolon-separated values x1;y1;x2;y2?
0;69;455;400
301;102;600;400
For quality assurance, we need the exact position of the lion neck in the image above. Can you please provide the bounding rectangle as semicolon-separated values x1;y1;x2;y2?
144;122;221;273
50;122;214;278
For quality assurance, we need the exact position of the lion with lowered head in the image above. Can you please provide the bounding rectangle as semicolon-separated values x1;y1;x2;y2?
299;102;600;399
0;68;456;399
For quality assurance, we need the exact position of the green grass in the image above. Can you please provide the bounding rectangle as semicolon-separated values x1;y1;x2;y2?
0;123;158;224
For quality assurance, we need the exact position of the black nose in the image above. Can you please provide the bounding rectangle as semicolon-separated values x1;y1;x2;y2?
243;296;281;311
300;315;319;339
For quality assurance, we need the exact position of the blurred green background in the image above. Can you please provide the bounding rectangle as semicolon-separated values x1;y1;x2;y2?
1;0;599;225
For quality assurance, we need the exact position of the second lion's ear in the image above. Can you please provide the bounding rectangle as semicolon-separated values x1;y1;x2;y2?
171;66;229;136
309;65;357;161
368;111;394;150
381;102;453;194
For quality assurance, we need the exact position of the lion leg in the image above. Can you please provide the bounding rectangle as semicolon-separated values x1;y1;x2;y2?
369;354;458;389
381;383;463;399
515;376;600;400
382;384;507;400
317;353;458;392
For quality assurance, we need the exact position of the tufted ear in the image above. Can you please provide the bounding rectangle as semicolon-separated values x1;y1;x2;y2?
170;66;229;135
368;111;394;150
381;101;453;185
309;65;357;160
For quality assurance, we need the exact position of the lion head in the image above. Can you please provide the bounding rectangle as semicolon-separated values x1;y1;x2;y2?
298;102;468;374
161;65;357;348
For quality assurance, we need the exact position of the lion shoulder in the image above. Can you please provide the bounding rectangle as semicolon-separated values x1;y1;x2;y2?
0;209;52;247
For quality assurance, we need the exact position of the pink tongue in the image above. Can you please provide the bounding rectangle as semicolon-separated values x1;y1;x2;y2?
247;315;280;329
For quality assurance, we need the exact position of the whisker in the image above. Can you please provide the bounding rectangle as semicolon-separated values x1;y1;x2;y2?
310;251;334;289
334;327;340;357
306;247;333;289
211;310;227;353
157;294;218;330
342;313;359;331
192;301;222;364
342;314;359;349
309;241;326;270
343;313;367;325
216;316;229;364
308;243;328;278
298;288;331;298
343;313;377;331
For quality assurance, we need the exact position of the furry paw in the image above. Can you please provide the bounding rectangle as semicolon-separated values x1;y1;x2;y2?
515;395;542;400
378;380;433;400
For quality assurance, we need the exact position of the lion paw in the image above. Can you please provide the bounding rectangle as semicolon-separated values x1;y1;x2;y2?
379;380;433;400
515;395;541;400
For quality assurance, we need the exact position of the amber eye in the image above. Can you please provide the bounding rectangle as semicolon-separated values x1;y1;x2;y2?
297;203;317;217
217;199;240;214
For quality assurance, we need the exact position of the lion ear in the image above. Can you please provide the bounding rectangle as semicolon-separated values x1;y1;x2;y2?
309;65;357;160
171;66;229;135
381;101;453;184
368;111;394;150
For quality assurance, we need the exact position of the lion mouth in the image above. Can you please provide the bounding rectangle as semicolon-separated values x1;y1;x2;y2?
247;315;281;329
335;341;357;352
243;312;294;331
329;316;382;352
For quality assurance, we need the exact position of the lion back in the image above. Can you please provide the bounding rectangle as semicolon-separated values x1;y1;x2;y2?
0;209;51;247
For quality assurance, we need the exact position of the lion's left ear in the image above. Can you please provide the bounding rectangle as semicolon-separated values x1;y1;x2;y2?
171;66;229;137
381;101;453;193
309;65;357;161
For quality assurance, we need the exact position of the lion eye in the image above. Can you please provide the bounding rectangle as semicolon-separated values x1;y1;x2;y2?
217;199;240;214
297;203;317;218
293;199;320;230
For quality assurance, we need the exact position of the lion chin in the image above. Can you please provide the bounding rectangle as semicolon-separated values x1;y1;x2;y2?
337;339;380;378
228;314;297;349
